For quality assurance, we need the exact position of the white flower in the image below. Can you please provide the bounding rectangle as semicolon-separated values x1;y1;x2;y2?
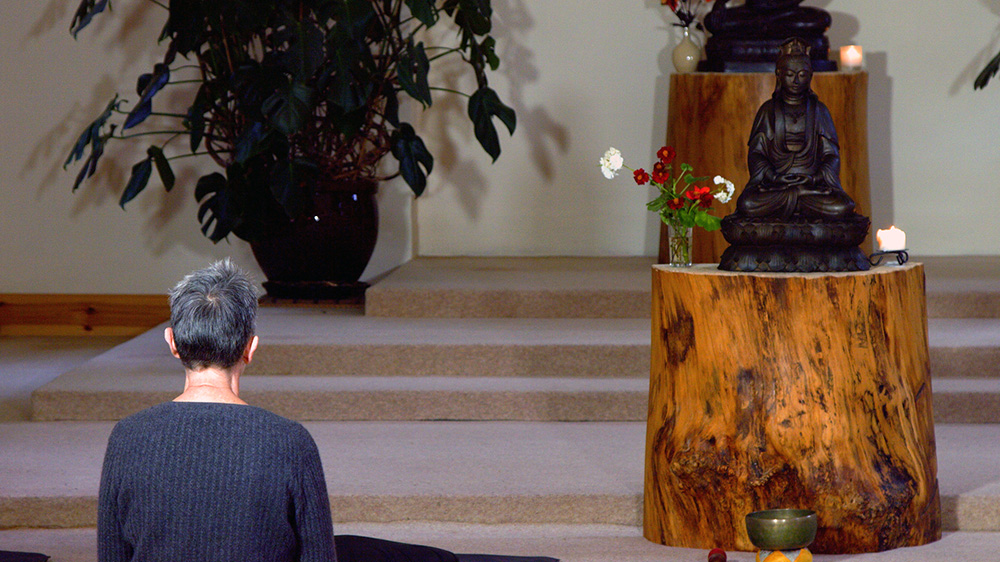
599;147;624;179
713;175;735;204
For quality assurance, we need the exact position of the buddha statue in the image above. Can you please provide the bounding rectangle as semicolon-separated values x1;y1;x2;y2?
699;0;836;72
718;38;870;272
737;38;854;221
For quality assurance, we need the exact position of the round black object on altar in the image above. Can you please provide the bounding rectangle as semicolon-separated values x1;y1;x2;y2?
699;0;837;72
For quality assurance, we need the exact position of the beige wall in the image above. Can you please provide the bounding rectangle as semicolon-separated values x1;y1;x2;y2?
2;1;997;293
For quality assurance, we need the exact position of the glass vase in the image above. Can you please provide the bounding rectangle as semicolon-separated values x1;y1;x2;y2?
672;26;700;74
667;223;693;267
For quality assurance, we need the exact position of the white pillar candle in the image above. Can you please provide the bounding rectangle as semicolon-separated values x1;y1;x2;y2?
876;226;906;251
840;45;863;70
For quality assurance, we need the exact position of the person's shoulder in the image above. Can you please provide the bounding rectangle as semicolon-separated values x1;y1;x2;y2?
112;402;174;431
235;406;315;442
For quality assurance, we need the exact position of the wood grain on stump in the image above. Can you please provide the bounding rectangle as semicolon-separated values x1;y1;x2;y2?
659;72;871;264
644;264;940;553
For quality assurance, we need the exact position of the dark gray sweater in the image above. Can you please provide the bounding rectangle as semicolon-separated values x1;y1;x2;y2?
98;402;336;562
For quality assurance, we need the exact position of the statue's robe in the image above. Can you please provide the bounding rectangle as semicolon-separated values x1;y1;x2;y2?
737;92;855;220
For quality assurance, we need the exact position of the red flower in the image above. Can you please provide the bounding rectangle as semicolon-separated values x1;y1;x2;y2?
667;198;685;210
633;169;650;185
662;0;678;10
657;146;676;164
653;161;667;174
651;170;670;185
698;193;714;209
685;186;711;200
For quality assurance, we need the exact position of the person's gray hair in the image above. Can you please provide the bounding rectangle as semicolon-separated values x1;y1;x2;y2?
168;258;258;370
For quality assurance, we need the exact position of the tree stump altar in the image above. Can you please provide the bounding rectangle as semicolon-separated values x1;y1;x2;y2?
644;264;940;553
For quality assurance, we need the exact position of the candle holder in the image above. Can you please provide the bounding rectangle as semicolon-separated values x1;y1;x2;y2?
869;249;909;266
839;45;864;71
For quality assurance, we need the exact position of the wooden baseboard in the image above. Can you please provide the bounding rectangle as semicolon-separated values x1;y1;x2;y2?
0;294;170;336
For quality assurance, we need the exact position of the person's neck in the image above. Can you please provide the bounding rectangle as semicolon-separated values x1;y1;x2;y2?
174;366;247;405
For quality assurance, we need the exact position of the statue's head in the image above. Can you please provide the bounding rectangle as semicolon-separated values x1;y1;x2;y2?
775;37;813;97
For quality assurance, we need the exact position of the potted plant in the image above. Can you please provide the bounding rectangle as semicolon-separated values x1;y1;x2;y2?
64;0;516;296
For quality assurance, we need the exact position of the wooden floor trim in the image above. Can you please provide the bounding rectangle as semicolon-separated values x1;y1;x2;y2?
0;294;170;336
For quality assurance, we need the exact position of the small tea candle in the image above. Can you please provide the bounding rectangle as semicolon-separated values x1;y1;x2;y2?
840;45;863;70
876;226;906;251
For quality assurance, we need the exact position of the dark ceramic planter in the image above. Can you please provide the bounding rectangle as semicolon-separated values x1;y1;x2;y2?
250;178;378;299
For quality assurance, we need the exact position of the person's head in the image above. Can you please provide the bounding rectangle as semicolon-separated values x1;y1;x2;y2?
775;37;813;98
166;259;258;371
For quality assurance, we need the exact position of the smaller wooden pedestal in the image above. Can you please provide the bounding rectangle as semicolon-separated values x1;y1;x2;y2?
644;264;940;554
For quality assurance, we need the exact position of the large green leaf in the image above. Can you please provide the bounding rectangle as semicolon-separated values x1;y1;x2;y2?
195;172;241;242
391;123;434;196
124;63;171;130
233;121;270;164
404;0;438;27
397;41;432;107
467;86;516;162
119;157;153;208
147;146;175;192
263;82;315;136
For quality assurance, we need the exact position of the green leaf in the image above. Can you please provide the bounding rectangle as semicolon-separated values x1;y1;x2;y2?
124;63;171;130
233;121;270;164
975;50;1000;90
195;172;240;242
119;157;153;208
70;0;110;38
65;96;118;168
147;146;175;191
391;123;434;196
185;86;208;152
404;0;438;27
694;212;721;231
481;36;500;71
467;86;516;162
397;41;432;107
263;82;315;135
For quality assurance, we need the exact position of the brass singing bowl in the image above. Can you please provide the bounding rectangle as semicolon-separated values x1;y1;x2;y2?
745;508;817;551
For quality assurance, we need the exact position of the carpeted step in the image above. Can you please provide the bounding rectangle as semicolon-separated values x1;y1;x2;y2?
29;311;1000;421
2;421;999;535
29;373;1000;424
365;257;655;319
31;375;648;422
922;256;1000;319
365;257;1000;319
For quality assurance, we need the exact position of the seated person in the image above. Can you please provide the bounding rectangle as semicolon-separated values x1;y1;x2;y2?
735;37;856;221
704;0;831;38
98;259;557;562
98;259;337;561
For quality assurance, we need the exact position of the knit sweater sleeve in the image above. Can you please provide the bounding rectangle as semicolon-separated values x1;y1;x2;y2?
290;423;337;562
97;423;132;562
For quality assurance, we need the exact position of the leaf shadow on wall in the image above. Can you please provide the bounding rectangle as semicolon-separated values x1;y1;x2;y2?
26;1;211;257
423;0;569;221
